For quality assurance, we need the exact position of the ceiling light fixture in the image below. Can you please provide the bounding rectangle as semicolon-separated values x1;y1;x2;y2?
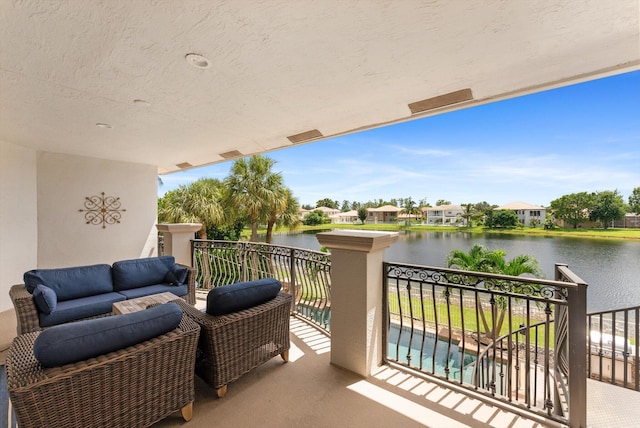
185;53;210;69
176;162;192;169
95;123;113;129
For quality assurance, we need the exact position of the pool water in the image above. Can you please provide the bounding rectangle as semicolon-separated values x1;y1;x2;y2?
388;325;478;384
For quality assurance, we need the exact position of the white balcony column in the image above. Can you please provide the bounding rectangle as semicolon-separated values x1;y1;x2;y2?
156;223;202;267
317;230;398;377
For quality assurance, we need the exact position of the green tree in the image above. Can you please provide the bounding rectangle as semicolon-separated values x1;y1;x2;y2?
485;210;518;228
589;190;626;229
447;245;543;340
316;198;339;209
303;210;331;226
357;207;368;224
224;155;284;242
400;197;421;223
549;192;593;229
460;203;475;227
340;200;351;212
265;188;301;244
629;187;640;214
436;199;451;206
158;178;224;239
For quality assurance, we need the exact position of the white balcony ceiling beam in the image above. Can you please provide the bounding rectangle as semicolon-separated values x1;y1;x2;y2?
0;0;638;173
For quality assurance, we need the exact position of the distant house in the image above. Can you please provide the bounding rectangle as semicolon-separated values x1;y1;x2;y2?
423;204;464;226
367;205;402;223
613;213;640;228
332;210;359;224
494;202;546;226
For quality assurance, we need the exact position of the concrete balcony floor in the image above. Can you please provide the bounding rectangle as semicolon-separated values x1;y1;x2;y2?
152;294;640;428
153;315;556;428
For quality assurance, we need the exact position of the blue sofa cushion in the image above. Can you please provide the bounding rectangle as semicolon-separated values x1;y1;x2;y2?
34;302;183;368
117;284;188;300
206;278;281;316
112;256;176;291
38;292;126;328
164;265;188;285
33;284;57;315
24;264;113;301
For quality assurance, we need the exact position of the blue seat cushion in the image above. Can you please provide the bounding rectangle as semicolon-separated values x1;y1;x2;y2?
112;256;176;291
117;284;188;300
206;278;282;316
38;292;126;328
33;302;183;367
24;264;113;301
33;284;57;314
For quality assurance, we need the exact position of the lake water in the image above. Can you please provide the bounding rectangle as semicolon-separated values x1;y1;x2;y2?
268;230;640;312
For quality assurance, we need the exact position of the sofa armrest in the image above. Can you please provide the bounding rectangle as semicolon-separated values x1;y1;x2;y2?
9;284;41;335
177;263;196;305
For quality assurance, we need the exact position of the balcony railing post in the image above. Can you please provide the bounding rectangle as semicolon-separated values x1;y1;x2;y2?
556;263;588;428
317;230;398;377
289;247;296;313
156;223;202;266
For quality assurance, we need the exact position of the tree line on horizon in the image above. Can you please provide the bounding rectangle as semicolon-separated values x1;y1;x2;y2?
304;188;640;230
159;154;640;237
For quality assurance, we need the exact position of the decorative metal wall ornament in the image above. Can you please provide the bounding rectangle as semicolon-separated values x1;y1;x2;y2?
79;192;126;228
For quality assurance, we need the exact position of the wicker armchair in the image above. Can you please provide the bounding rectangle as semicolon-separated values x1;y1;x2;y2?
175;292;292;398
5;316;201;428
9;263;196;335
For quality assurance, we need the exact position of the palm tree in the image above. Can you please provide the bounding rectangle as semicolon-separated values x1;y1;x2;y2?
224;155;284;242
158;178;224;239
400;197;421;223
447;244;543;341
460;203;474;227
265;188;301;244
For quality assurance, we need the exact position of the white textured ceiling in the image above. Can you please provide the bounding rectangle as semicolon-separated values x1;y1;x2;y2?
1;1;638;174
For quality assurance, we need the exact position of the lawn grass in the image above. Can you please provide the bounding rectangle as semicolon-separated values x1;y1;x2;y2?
388;293;555;349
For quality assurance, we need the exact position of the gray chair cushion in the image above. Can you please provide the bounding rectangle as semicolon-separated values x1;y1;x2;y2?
112;256;175;291
206;278;282;316
33;302;183;367
24;264;113;301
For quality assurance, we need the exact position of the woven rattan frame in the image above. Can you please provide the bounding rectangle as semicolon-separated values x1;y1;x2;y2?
175;292;292;397
5;315;200;428
9;263;197;334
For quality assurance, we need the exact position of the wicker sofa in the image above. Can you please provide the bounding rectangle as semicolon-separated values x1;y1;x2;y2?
5;304;201;428
174;282;292;398
10;255;196;334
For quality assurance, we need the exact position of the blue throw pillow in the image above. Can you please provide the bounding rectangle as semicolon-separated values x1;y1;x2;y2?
33;284;57;314
206;278;281;316
33;302;182;368
164;265;188;285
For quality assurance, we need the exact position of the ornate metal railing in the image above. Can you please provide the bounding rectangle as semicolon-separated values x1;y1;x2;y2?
191;240;331;331
587;305;640;390
383;261;587;427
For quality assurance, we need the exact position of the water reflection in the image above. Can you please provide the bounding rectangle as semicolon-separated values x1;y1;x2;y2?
267;230;640;312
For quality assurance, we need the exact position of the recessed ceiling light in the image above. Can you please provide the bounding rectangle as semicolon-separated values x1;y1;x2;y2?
185;53;210;69
96;123;113;129
133;99;151;106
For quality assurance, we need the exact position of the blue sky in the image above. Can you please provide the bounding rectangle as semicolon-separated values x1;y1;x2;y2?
159;70;640;208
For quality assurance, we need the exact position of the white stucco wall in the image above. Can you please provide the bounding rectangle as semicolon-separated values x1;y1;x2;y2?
0;140;38;312
36;152;158;268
